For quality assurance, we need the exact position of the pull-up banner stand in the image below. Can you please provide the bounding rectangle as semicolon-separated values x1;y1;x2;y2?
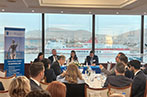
4;27;25;77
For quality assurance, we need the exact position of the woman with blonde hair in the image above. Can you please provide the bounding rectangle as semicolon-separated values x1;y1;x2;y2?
57;63;84;84
9;76;31;97
46;81;66;97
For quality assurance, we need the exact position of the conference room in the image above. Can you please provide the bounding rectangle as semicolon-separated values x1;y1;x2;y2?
0;0;147;97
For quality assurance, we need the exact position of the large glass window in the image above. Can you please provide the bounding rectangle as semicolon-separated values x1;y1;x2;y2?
144;16;147;62
45;14;92;63
95;15;141;63
0;13;42;63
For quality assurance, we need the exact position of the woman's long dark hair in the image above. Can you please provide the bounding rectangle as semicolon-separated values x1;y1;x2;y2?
37;52;43;60
69;50;78;62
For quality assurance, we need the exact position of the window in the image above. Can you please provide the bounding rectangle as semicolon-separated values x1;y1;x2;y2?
45;14;92;63
144;16;147;62
0;13;42;63
95;15;141;63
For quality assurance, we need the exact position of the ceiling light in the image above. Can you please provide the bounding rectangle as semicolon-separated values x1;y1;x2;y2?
61;11;63;13
2;9;5;12
144;12;147;15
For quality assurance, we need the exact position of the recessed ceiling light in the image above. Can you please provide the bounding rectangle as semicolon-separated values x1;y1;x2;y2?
116;12;119;14
61;11;63;13
2;9;5;12
144;12;147;15
32;10;35;13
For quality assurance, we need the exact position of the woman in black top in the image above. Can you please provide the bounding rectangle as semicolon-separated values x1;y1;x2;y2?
34;52;44;62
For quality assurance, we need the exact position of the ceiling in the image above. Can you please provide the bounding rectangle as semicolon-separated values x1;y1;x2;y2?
0;0;147;15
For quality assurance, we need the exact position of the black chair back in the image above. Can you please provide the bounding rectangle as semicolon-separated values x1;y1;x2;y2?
64;83;85;97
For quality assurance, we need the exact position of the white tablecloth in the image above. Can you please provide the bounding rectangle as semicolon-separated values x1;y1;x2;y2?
82;74;106;88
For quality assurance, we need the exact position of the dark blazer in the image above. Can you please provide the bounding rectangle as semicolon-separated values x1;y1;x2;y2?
64;83;85;97
84;55;99;65
104;75;133;87
30;79;42;91
45;68;56;83
131;71;147;97
50;61;62;76
125;68;134;79
48;55;59;64
0;82;4;91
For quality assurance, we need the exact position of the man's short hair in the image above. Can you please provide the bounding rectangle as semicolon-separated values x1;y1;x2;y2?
26;90;51;97
116;62;125;73
29;62;44;78
118;52;125;56
90;50;94;54
129;60;141;69
119;55;128;64
58;55;65;60
42;58;51;69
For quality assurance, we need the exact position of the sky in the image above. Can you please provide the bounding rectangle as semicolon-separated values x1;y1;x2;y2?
0;13;144;36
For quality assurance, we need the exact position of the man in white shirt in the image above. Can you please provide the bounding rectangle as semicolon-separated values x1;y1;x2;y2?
29;62;45;90
48;49;59;64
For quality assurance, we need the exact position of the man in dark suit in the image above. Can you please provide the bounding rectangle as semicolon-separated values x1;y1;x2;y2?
118;55;134;79
51;55;66;76
104;62;132;87
84;51;99;65
29;62;45;90
0;81;4;90
48;49;59;64
130;60;147;97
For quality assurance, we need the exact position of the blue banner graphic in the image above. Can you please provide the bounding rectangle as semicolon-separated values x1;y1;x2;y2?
4;27;25;77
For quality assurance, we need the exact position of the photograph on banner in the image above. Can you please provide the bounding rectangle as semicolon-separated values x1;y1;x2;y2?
5;37;24;59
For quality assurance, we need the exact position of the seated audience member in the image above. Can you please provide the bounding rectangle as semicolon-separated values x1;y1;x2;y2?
9;76;31;97
26;90;51;97
42;58;56;83
130;60;147;97
57;63;85;84
34;52;44;62
29;62;45;90
46;81;66;97
66;50;78;65
48;49;59;64
84;50;99;65
0;81;4;90
51;55;66;76
118;55;134;79
104;62;132;87
99;52;125;76
142;63;147;75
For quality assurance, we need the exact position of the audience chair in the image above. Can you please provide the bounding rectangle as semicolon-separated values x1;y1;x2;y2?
85;84;109;97
0;90;10;97
64;83;85;97
144;80;147;97
0;74;16;90
108;84;132;97
40;81;50;90
0;70;7;77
